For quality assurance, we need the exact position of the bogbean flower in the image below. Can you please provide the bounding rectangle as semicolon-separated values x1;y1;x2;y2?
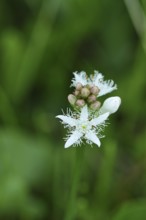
56;71;121;148
56;105;109;148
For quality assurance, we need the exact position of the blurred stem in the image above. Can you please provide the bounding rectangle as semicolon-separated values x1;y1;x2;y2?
94;141;117;220
124;0;146;52
64;148;84;220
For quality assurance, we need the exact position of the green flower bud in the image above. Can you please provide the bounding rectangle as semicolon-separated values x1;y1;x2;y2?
90;86;100;95
76;99;85;107
68;94;76;105
81;87;90;98
90;101;101;110
87;95;96;103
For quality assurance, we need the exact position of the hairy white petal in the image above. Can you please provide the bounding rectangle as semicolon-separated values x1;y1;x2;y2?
92;71;117;97
71;71;87;87
65;131;83;148
90;112;109;126
100;96;121;114
93;71;103;85
98;81;117;97
56;115;76;126
80;105;88;121
85;131;101;147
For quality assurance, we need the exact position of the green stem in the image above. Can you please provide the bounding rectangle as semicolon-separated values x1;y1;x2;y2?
65;148;84;220
94;141;117;220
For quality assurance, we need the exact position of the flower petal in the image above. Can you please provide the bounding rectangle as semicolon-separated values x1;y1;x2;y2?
90;112;109;126
65;130;83;148
98;80;117;97
92;71;103;85
56;115;76;126
71;71;88;87
80;105;88;121
85;131;101;147
93;71;117;97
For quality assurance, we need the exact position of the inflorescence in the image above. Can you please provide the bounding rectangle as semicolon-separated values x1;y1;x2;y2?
56;70;121;148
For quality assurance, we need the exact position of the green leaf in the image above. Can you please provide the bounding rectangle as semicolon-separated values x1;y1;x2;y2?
113;200;146;220
0;128;51;216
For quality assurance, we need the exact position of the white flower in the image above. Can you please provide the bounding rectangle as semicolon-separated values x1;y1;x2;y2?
92;71;117;97
56;105;109;148
100;96;121;115
71;70;117;97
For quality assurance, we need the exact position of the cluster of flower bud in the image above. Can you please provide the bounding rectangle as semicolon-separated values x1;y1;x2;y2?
68;83;101;110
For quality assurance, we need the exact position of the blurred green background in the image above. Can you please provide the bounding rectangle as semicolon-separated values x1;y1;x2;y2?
0;0;146;219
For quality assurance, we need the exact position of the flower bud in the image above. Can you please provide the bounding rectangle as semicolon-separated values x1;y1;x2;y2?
87;94;96;103
87;84;93;89
76;83;82;91
81;87;90;98
90;101;101;110
74;90;80;96
100;96;121;114
68;94;76;105
76;99;85;107
90;86;100;95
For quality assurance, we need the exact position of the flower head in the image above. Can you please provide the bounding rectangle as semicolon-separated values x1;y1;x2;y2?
71;70;117;97
56;105;109;148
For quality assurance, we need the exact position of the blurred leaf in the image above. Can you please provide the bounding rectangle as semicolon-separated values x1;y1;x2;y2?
1;30;24;95
0;86;17;124
0;128;51;217
0;128;51;184
113;200;146;220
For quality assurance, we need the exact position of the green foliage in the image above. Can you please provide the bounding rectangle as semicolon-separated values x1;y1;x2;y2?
113;200;146;220
0;0;146;219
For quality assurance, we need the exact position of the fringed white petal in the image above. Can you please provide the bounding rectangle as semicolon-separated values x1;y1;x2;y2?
92;70;103;85
65;130;83;148
56;115;76;127
98;80;117;97
71;71;88;87
85;131;101;147
90;112;109;126
93;71;117;97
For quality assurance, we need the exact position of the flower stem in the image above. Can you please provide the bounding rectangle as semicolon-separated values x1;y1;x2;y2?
64;147;84;220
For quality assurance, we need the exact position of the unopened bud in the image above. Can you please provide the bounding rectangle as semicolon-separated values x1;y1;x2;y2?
90;86;100;95
76;83;82;91
87;84;93;89
87;94;96;103
68;94;76;105
81;87;90;98
90;101;101;110
74;90;80;96
76;99;85;107
100;96;121;114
